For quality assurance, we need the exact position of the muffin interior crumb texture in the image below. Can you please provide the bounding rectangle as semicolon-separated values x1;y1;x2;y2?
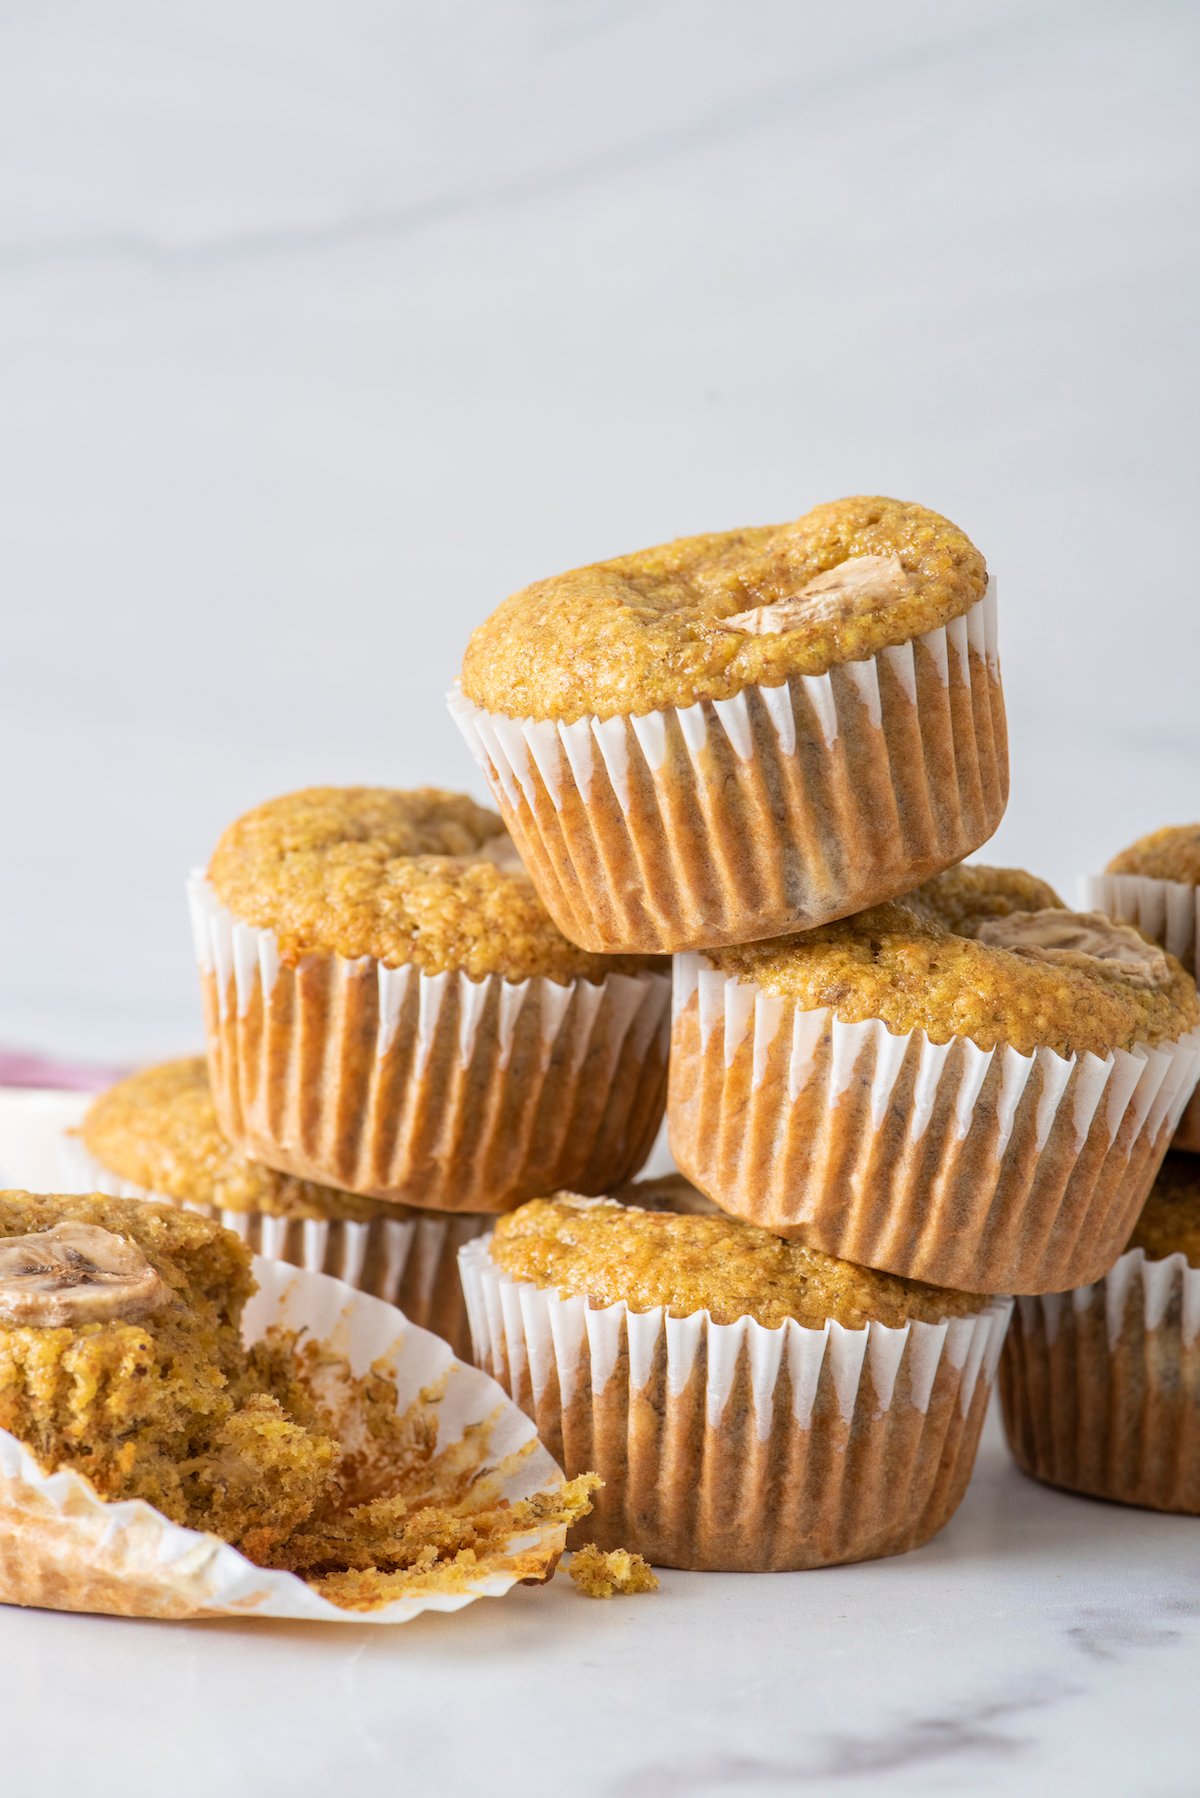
490;1195;987;1331
207;786;653;984
460;495;987;721
80;1057;393;1221
708;864;1200;1057
0;1190;596;1611
1127;1154;1200;1268
1107;824;1200;887
569;1543;659;1599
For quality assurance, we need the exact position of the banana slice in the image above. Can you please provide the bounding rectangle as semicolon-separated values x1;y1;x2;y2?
0;1222;171;1327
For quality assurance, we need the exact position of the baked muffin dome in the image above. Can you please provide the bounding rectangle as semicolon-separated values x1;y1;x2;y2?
207;786;649;984
490;1194;986;1331
1127;1153;1200;1266
461;496;986;721
709;864;1199;1057
1107;825;1200;887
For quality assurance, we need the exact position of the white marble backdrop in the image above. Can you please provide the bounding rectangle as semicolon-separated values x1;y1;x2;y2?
1;0;1197;1064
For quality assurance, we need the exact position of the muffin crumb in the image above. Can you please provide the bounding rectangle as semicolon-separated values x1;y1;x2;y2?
569;1543;658;1599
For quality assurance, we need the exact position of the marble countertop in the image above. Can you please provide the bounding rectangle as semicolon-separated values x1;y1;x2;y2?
2;1;1199;1790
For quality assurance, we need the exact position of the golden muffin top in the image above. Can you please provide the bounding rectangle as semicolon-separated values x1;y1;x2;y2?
708;864;1199;1058
460;496;986;721
489;1194;987;1331
1127;1154;1200;1267
207;786;653;984
1108;825;1200;887
81;1059;399;1222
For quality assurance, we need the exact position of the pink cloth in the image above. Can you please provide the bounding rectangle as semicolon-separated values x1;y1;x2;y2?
0;1049;115;1092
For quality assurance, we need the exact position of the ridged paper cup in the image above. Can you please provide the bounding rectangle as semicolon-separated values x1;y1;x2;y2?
1084;871;1200;1152
0;1260;570;1622
448;585;1007;954
58;1134;486;1362
1000;1248;1200;1513
460;1238;1011;1571
668;953;1200;1295
189;876;670;1211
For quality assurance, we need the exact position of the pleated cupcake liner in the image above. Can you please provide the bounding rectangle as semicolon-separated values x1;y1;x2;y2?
58;1135;487;1362
188;876;670;1211
668;953;1200;1295
460;1239;1011;1572
999;1247;1200;1513
448;585;1008;954
0;1259;569;1622
1084;871;1200;1151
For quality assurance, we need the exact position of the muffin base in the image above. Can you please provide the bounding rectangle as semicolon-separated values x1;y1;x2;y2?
190;877;670;1212
1000;1248;1200;1513
668;955;1200;1294
450;586;1007;954
461;1240;1010;1571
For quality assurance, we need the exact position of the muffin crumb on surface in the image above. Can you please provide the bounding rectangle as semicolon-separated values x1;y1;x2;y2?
569;1544;659;1599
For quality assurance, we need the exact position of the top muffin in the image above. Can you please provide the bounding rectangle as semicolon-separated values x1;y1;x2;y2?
490;1194;987;1330
206;786;649;984
460;496;986;721
1107;825;1200;887
709;864;1199;1057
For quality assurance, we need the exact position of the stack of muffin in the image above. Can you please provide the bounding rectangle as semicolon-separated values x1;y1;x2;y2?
69;495;1200;1572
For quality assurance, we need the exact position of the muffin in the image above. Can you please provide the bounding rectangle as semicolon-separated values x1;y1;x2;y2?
1085;825;1200;1150
189;787;670;1210
460;1193;1010;1571
450;496;1007;954
1001;1153;1200;1513
669;865;1200;1294
63;1058;489;1359
0;1190;591;1617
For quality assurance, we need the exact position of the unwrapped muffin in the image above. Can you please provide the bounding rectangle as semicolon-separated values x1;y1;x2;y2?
669;865;1200;1294
451;496;1007;953
63;1058;489;1359
189;787;670;1210
460;1191;1010;1571
1085;825;1200;1150
1001;1153;1200;1513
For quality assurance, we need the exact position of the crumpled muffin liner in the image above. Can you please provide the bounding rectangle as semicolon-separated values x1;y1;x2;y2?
668;954;1200;1295
448;585;1007;954
1084;871;1200;1152
58;1132;487;1363
459;1238;1011;1572
0;1259;570;1623
1000;1247;1200;1513
189;876;670;1211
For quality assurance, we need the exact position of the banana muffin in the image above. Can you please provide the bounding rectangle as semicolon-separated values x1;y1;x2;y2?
0;1190;592;1614
190;787;670;1210
1086;824;1200;1149
68;1058;489;1359
461;1193;1009;1571
1001;1153;1200;1513
669;864;1200;1294
451;496;1007;952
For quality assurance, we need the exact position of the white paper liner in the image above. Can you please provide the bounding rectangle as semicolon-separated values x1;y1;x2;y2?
57;1132;487;1361
669;953;1200;1293
461;1238;1010;1570
1001;1247;1200;1512
449;585;1006;953
0;1258;569;1623
188;875;670;1207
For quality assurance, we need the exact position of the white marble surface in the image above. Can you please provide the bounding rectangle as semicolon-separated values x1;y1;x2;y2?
2;3;1199;1792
